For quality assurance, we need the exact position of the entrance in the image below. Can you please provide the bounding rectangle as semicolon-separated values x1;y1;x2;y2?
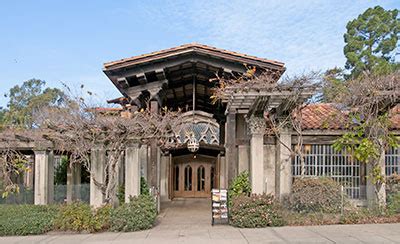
172;155;217;198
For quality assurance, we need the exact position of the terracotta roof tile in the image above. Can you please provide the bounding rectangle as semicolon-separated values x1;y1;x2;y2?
300;103;400;130
300;104;348;130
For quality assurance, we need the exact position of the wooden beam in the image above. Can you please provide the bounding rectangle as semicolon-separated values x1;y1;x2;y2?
137;73;147;85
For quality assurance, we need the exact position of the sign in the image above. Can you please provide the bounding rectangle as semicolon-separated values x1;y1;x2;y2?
211;189;228;225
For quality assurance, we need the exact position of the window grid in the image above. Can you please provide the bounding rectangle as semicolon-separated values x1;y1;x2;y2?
292;144;364;199
385;147;400;176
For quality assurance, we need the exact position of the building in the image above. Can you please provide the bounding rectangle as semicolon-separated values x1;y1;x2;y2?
2;43;399;207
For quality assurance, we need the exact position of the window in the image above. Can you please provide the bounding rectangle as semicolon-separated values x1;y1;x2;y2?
293;144;364;199
385;147;400;176
174;165;179;191
197;165;205;191
184;165;192;191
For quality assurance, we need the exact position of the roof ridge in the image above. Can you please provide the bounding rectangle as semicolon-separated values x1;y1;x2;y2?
103;43;284;69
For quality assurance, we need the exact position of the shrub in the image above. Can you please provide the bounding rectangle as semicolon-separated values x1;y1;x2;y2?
0;205;58;236
230;194;285;228
228;171;251;206
110;194;157;232
117;185;125;204
289;177;344;213
387;192;400;215
54;202;111;233
386;173;400;196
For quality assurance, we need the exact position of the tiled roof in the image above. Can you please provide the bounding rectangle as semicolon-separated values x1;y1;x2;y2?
300;104;348;130
103;43;285;70
300;103;400;130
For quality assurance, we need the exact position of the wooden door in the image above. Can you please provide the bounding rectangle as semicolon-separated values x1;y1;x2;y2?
173;161;216;198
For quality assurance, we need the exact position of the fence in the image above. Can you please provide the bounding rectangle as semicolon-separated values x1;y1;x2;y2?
0;183;90;204
54;183;90;203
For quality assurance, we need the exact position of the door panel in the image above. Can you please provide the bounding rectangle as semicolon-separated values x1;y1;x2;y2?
173;161;215;198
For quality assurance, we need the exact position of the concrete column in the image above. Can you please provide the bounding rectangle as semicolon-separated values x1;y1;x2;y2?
139;145;148;179
264;144;276;195
247;115;266;194
219;156;226;189
238;145;250;173
225;112;238;185
160;154;169;201
73;164;81;200
125;143;140;202
117;153;124;187
366;151;386;207
66;164;73;203
34;150;54;205
275;127;292;199
90;146;105;208
148;100;159;188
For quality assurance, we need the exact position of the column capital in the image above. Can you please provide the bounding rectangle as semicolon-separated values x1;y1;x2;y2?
247;115;266;135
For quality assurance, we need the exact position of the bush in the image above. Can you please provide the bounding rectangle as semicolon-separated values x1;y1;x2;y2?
54;202;111;233
110;194;157;232
387;192;400;215
386;173;400;196
140;177;150;195
228;171;251;206
289;177;344;213
230;194;285;228
0;205;58;236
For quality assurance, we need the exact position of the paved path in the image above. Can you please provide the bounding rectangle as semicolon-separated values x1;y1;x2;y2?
1;199;400;243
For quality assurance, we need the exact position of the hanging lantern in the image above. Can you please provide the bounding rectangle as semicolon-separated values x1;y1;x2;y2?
187;132;199;152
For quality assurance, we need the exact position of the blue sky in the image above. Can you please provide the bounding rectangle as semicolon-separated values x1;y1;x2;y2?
0;0;399;108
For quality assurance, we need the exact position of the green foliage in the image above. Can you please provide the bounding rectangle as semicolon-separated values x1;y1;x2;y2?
117;177;149;205
228;171;251;206
140;177;150;196
54;156;68;185
344;6;400;78
230;194;285;228
110;194;157;232
386;173;400;196
0;205;58;236
288;177;344;213
54;202;111;233
2;79;65;128
387;192;400;215
386;174;400;214
117;185;125;204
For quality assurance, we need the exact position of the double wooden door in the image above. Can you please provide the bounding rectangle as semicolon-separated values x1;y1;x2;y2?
173;161;216;198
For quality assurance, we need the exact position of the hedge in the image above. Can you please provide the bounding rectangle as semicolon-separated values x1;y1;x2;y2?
0;205;58;236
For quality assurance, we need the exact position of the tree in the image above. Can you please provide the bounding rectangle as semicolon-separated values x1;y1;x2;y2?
344;6;400;78
3;79;65;129
34;86;182;206
325;71;400;207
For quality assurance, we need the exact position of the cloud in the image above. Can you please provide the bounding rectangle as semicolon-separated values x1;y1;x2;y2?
139;0;393;75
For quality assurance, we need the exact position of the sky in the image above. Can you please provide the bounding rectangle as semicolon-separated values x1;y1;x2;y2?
0;0;399;108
